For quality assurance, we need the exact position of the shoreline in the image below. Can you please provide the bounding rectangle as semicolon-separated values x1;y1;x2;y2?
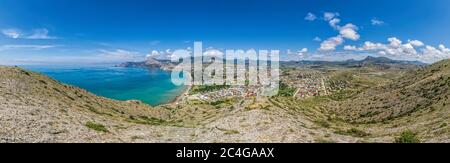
20;65;186;107
172;85;191;104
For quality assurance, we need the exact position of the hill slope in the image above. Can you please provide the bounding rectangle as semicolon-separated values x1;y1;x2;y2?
322;60;449;142
0;66;352;143
0;66;172;142
1;64;448;143
329;59;450;123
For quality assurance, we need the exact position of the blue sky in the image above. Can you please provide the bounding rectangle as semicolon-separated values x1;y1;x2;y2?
1;0;450;64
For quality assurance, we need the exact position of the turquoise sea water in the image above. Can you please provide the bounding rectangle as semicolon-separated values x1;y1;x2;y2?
22;65;186;106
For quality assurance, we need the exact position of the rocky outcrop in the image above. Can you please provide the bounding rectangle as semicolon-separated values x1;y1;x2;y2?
116;58;176;71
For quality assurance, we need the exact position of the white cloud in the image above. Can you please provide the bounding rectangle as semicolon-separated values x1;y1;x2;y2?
1;28;57;39
26;28;57;39
298;48;308;56
361;41;386;50
305;12;317;21
324;12;339;21
147;47;194;60
204;49;224;57
319;36;344;51
343;37;450;63
313;37;322;42
408;40;424;47
285;48;309;60
1;29;22;39
299;48;308;53
339;23;360;40
0;44;57;51
378;51;387;55
329;18;341;29
439;44;450;53
343;45;358;50
388;37;402;47
318;12;360;51
371;18;385;26
146;50;160;58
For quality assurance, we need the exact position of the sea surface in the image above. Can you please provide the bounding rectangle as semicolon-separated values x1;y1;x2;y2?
22;65;186;106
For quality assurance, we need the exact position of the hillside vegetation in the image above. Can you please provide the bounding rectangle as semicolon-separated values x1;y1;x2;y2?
329;59;450;123
0;59;448;142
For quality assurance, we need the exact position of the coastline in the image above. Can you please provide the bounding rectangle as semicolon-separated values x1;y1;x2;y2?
172;85;191;104
22;65;186;107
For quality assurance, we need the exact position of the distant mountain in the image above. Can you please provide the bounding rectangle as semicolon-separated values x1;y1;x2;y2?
116;58;175;71
357;56;427;66
119;56;427;71
282;56;427;69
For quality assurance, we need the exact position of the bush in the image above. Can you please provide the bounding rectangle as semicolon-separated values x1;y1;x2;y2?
315;120;331;128
346;128;370;137
394;130;420;143
277;82;296;97
336;128;370;137
85;121;109;132
190;84;230;94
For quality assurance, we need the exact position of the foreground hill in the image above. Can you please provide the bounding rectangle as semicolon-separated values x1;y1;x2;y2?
0;66;352;142
0;66;173;142
0;62;448;143
322;60;449;142
329;59;450;123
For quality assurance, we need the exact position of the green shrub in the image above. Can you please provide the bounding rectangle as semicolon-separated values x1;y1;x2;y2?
336;128;370;137
315;120;331;128
278;82;296;97
190;84;230;94
133;116;167;125
394;130;420;143
85;121;109;132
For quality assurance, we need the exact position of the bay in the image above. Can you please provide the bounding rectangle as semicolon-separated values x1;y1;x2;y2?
22;65;186;106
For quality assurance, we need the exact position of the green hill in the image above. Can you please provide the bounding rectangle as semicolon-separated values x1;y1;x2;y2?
0;66;169;142
330;59;449;123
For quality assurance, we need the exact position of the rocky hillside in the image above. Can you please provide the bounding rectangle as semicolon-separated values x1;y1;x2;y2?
329;59;449;123
116;58;176;71
322;60;449;142
0;66;353;143
1;64;448;143
0;66;174;142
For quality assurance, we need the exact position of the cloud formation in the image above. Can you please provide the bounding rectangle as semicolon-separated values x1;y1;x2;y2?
26;28;57;39
1;29;21;39
1;28;57;39
317;12;361;51
0;44;57;51
320;36;344;51
304;12;317;21
313;37;322;42
323;12;339;21
343;37;450;63
339;24;360;40
371;18;385;26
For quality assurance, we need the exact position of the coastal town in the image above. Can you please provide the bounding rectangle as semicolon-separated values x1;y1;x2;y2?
281;70;331;99
180;68;331;103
